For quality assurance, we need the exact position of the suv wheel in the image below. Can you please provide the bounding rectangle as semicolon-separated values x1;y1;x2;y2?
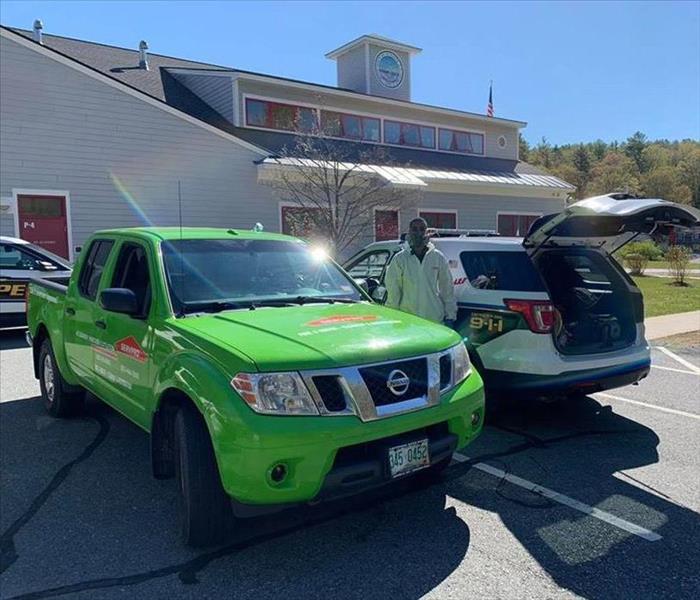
174;403;233;547
39;339;84;417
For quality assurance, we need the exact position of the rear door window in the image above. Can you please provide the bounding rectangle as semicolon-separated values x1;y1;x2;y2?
346;250;391;279
460;251;545;292
78;240;114;300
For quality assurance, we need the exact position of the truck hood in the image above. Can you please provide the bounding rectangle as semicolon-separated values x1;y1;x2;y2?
523;194;700;254
175;302;460;371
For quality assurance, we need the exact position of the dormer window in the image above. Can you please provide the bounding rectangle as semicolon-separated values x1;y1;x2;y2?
384;120;435;149
438;128;484;155
246;98;317;133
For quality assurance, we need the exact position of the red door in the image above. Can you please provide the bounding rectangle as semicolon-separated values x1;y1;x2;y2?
17;195;69;258
375;210;399;241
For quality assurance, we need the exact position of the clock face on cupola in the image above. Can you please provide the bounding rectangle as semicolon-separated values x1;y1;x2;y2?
375;51;404;89
326;35;421;102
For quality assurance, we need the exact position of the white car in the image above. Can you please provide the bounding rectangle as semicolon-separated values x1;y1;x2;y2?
344;194;699;400
0;236;72;327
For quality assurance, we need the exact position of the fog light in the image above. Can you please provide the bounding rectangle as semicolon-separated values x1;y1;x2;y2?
471;411;481;427
270;463;287;483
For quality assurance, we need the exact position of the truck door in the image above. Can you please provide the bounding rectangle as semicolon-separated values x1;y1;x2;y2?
92;241;154;428
64;238;115;386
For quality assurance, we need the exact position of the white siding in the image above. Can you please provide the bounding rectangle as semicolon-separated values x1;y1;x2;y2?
0;36;276;249
170;72;234;122
336;45;367;94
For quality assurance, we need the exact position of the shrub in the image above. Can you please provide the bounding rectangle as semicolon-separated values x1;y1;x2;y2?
665;245;692;285
618;241;664;261
624;253;649;275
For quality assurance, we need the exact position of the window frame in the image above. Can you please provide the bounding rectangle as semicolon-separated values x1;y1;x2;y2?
77;239;115;301
344;250;392;280
419;210;458;230
496;212;542;237
383;120;436;149
320;109;380;142
245;97;318;133
437;127;485;155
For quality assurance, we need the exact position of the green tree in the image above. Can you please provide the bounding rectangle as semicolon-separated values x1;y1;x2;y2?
676;144;700;208
588;152;640;196
624;131;648;173
641;167;692;204
590;139;608;161
518;134;530;161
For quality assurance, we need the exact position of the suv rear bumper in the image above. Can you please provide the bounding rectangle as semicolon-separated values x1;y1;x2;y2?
482;359;650;398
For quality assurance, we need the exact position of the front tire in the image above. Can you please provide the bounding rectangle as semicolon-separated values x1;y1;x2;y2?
174;403;233;547
39;339;84;418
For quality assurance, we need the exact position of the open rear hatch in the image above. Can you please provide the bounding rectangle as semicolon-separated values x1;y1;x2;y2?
523;194;699;356
522;193;699;256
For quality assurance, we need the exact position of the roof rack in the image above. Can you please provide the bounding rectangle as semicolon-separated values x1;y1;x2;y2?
399;228;500;241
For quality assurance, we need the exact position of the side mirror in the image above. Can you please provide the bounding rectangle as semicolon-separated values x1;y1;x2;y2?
99;288;139;315
371;285;387;303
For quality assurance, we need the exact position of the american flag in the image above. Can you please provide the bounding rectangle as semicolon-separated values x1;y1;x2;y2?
487;81;494;117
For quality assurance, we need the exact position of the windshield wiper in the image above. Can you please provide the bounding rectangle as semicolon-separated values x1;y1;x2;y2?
291;295;358;305
181;299;296;315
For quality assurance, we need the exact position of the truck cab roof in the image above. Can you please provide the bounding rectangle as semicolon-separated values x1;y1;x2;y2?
93;227;299;243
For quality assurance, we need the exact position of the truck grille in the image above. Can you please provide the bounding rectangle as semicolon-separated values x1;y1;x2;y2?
312;375;347;412
359;358;427;407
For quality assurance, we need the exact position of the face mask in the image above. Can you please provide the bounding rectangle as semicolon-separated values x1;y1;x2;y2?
407;231;427;249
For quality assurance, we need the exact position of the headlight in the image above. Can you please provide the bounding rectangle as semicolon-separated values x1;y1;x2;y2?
231;372;319;415
450;342;471;386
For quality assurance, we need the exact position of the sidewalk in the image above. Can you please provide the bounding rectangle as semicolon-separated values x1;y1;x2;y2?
645;310;700;340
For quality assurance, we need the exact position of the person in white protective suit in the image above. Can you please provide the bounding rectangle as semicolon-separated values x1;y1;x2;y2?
384;217;458;328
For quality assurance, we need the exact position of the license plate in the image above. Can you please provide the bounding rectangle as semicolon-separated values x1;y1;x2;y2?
388;439;430;478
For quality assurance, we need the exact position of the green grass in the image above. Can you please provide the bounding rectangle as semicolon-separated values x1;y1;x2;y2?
632;276;700;317
646;260;700;271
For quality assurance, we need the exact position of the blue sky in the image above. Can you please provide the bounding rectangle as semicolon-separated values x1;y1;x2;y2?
1;0;698;145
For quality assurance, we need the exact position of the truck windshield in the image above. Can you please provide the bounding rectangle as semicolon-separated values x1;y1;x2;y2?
161;238;363;314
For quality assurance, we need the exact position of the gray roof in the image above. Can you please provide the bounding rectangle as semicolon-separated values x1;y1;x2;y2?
3;26;570;187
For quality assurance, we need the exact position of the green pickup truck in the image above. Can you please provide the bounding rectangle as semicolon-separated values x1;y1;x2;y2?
26;227;484;546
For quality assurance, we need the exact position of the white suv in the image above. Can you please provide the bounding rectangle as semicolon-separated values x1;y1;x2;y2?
344;194;698;400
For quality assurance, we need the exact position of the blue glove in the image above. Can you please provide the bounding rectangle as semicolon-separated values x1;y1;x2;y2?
443;319;456;330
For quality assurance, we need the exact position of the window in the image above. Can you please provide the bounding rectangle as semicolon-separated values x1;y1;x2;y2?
111;243;152;317
438;128;484;154
374;210;399;241
497;214;541;237
245;98;317;133
320;110;380;142
78;240;114;300
384;121;436;149
460;251;545;292
281;206;327;241
0;243;54;271
161;239;362;311
346;251;391;279
420;211;457;229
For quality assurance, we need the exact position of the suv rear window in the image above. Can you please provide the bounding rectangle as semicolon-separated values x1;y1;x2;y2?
460;251;545;292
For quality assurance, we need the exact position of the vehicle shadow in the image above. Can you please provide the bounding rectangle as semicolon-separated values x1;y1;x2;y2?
0;329;28;351
444;395;700;599
0;396;470;599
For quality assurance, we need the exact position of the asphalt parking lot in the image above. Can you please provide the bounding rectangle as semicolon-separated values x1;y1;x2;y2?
1;329;699;599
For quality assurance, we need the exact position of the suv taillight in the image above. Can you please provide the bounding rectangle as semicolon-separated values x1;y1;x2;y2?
505;299;556;334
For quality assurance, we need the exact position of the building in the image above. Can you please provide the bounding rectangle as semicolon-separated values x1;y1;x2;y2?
0;24;574;260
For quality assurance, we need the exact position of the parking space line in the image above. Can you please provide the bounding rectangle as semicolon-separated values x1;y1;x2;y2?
654;346;700;374
452;453;662;541
651;364;699;376
596;392;700;420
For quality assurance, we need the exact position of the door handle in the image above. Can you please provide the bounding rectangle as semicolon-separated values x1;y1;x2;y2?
65;307;75;316
95;320;106;330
